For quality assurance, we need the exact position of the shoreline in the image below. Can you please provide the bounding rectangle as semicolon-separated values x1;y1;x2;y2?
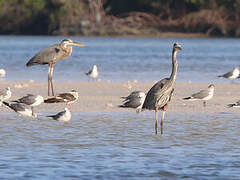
0;80;240;114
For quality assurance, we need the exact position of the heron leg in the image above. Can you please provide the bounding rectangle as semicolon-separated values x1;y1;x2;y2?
48;63;51;96
161;104;168;135
155;106;159;135
50;63;55;96
203;101;206;107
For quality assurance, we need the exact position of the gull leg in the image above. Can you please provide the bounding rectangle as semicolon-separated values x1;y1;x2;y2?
161;104;168;135
155;106;159;135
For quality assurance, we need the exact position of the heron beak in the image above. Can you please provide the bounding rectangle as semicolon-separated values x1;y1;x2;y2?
71;42;85;47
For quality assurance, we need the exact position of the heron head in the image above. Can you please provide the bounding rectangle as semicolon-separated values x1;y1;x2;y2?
61;39;85;47
173;43;182;51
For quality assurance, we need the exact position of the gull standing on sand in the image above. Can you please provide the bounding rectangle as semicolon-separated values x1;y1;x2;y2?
0;87;11;106
227;100;240;107
85;65;98;80
44;90;78;108
183;84;215;107
119;91;146;112
0;68;6;78
3;101;35;117
26;39;85;96
12;94;44;116
218;67;240;81
47;107;71;122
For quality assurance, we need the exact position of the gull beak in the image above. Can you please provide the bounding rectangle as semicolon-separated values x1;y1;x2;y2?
71;42;85;47
177;46;182;50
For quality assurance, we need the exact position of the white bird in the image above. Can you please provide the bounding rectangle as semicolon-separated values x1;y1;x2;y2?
0;69;6;78
119;91;146;112
12;94;44;115
3;101;35;117
183;84;215;107
0;87;12;106
85;65;98;80
44;90;78;108
47;107;71;122
218;67;240;81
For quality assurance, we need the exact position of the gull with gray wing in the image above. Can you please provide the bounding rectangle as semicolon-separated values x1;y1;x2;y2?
218;67;239;81
47;107;71;122
12;94;44;116
183;84;215;107
0;87;11;106
3;101;35;117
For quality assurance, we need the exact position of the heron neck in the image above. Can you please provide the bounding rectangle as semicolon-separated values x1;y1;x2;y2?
169;49;178;83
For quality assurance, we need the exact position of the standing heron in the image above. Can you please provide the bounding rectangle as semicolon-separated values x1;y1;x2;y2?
141;43;182;135
26;39;85;96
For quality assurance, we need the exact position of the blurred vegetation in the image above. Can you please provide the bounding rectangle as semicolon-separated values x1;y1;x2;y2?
0;0;240;37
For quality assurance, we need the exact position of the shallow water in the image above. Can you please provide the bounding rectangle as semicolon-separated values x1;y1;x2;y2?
1;36;240;82
1;112;240;179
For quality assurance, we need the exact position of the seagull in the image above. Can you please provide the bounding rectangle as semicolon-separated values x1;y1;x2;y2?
0;68;6;78
218;67;240;81
12;94;44;116
227;100;240;108
183;84;215;107
44;90;78;108
3;101;35;117
85;65;98;80
47;107;71;122
0;87;11;106
119;91;146;112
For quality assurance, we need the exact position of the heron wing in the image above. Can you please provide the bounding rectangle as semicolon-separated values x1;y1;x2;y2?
191;90;209;99
142;78;170;110
26;44;63;66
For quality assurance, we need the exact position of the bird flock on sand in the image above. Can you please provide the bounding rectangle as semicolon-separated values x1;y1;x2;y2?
0;39;240;134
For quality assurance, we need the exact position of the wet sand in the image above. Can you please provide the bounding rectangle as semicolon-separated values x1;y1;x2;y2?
0;80;239;114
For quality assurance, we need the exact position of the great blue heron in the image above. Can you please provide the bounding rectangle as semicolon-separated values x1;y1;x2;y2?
119;91;146;112
3;101;35;117
85;65;98;80
26;39;85;96
12;94;44;116
218;67;240;81
141;43;182;135
183;84;215;107
0;87;11;106
47;107;71;122
44;90;78;108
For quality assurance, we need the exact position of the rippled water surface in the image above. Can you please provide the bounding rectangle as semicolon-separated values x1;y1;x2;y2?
1;36;240;82
1;112;240;179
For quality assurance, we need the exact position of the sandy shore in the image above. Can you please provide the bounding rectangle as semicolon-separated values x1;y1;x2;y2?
0;80;240;114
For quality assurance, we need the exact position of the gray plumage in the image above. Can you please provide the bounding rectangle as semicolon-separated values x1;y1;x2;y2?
26;39;85;96
47;107;71;122
183;84;215;107
12;94;43;106
119;91;146;109
3;101;34;117
218;67;239;80
141;43;182;135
